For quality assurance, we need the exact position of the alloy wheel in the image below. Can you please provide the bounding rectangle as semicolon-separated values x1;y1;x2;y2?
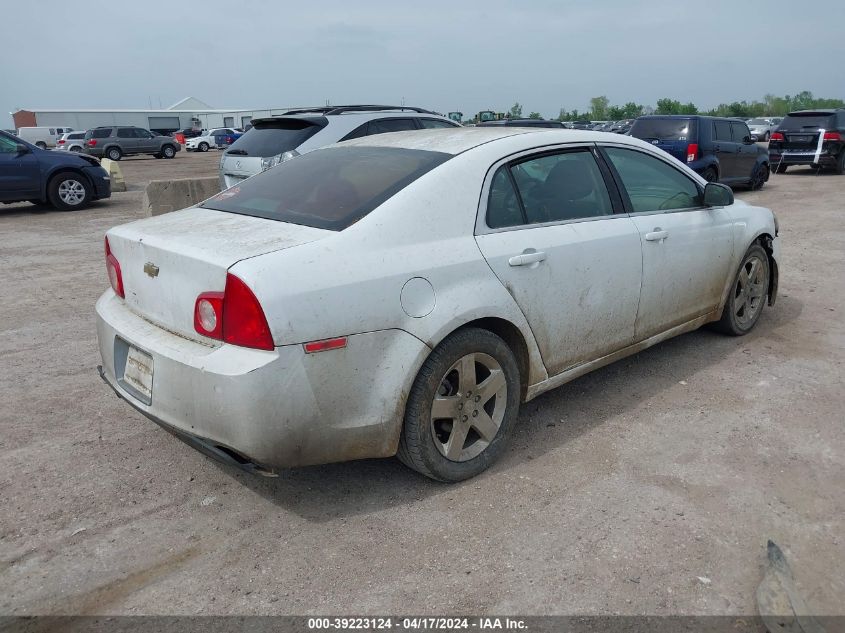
57;179;86;206
430;352;507;462
734;255;767;326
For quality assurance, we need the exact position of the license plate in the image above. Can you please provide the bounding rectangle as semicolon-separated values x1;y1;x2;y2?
789;135;812;142
783;150;816;155
124;345;153;401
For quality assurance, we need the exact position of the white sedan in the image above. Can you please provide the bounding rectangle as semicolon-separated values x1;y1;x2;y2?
185;128;236;152
96;128;780;481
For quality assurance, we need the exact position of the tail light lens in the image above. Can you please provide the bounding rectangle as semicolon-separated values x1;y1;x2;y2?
823;132;842;141
58;139;66;145
686;143;699;163
194;274;274;351
770;132;785;141
104;236;125;298
87;139;97;147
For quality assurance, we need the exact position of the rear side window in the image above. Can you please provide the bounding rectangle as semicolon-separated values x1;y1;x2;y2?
117;128;135;138
91;128;112;139
779;113;837;130
69;133;85;139
226;118;325;157
604;147;702;213
203;146;450;231
630;118;696;141
713;120;732;142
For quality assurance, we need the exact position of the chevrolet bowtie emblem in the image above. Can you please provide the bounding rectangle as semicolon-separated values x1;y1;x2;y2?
144;262;160;278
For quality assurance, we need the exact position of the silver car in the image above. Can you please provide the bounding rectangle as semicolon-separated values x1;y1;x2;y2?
55;131;87;152
747;118;777;142
218;105;460;189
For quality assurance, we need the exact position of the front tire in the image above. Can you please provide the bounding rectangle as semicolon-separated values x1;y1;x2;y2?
106;147;122;161
714;244;770;336
198;142;209;152
162;145;176;159
750;163;768;190
48;172;91;211
397;328;520;482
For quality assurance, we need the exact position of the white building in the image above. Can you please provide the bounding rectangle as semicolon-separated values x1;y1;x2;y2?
11;97;299;134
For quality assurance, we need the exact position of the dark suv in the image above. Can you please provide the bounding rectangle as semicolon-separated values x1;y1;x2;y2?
0;130;111;210
630;115;770;189
84;126;181;161
768;109;845;174
477;119;565;128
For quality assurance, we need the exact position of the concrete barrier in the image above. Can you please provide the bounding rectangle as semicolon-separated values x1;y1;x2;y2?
142;177;221;216
100;158;126;192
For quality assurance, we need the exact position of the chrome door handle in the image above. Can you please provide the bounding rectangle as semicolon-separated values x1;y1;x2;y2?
645;229;668;242
508;250;547;266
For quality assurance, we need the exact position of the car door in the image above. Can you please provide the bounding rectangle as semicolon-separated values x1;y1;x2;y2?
601;146;735;340
474;146;643;377
712;119;737;180
116;127;138;154
0;134;41;200
134;128;158;152
731;121;757;182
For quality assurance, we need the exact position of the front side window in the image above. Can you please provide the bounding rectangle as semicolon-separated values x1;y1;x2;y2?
202;146;450;231
604;147;702;213
731;122;750;141
419;118;458;129
0;134;18;153
486;150;613;228
367;118;418;135
134;128;153;138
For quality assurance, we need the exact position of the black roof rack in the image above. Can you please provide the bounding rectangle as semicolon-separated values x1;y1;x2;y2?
281;104;439;116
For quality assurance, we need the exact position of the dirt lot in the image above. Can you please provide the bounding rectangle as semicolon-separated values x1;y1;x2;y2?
1;150;843;617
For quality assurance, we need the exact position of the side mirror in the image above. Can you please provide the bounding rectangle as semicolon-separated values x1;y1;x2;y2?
744;135;755;144
704;182;733;207
15;143;31;154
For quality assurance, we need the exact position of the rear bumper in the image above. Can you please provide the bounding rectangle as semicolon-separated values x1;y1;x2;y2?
769;149;840;167
95;291;429;472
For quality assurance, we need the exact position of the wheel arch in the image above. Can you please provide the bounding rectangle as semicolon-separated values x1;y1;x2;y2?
717;232;778;316
42;166;93;199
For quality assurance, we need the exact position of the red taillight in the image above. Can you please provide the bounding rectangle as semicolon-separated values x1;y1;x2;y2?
823;131;842;141
770;132;784;141
104;236;124;298
58;139;66;144
303;337;348;354
87;139;97;147
686;143;699;163
193;274;274;350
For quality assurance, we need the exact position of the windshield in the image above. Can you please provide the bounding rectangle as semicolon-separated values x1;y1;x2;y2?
225;118;326;157
779;113;836;130
203;146;451;231
630;118;697;141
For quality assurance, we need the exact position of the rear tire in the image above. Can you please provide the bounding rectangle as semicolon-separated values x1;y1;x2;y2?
775;164;788;174
714;244;770;336
397;328;520;482
106;147;122;161
701;167;718;182
36;142;47;150
763;131;770;142
199;142;209;152
47;172;91;211
835;150;845;175
750;163;768;190
162;145;176;159
70;146;81;152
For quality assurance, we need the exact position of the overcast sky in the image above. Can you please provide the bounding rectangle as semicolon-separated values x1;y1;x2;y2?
4;0;844;126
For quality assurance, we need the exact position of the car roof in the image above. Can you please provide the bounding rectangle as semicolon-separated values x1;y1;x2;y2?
338;127;651;156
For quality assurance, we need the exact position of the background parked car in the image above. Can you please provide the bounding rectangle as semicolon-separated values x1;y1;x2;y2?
768;109;845;174
212;128;244;149
175;128;203;139
630;115;770;189
17;126;75;149
56;131;87;152
0;129;111;210
219;104;460;189
185;128;237;152
747;118;777;142
84;126;181;161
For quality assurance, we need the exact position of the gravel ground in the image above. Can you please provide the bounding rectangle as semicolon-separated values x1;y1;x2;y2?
0;151;843;617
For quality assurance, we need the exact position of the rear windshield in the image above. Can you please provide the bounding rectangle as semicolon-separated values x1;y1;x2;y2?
630;118;697;141
779;113;836;130
202;146;451;231
225;118;326;157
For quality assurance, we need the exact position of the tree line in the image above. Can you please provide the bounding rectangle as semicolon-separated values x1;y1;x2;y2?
499;92;844;122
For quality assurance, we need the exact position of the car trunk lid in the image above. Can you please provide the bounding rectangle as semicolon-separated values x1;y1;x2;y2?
106;207;331;344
